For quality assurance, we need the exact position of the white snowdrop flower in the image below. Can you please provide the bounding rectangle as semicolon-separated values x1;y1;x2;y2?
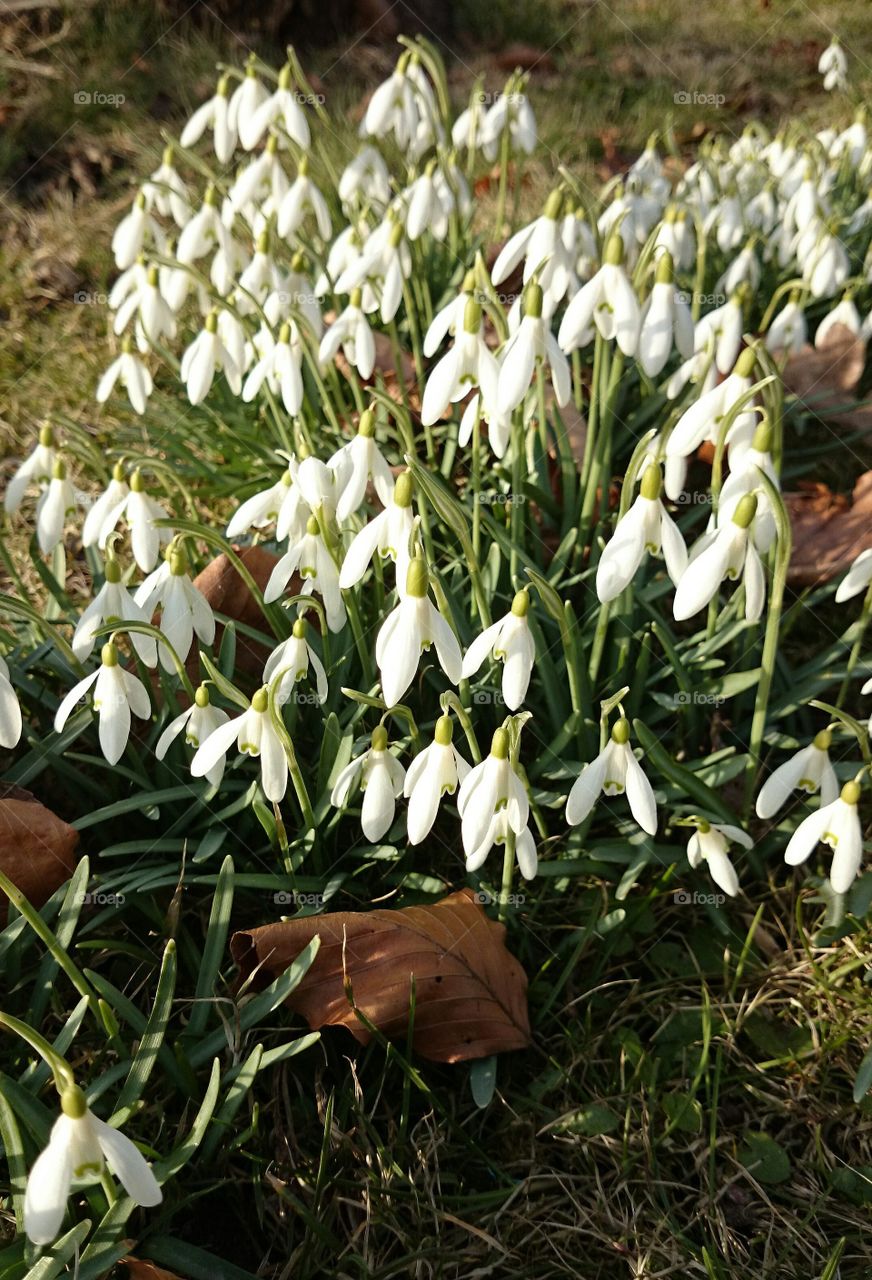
331;724;406;843
566;715;657;836
673;492;766;623
294;454;343;519
654;206;695;272
277;157;332;240
265;617;328;706
452;97;487;154
690;289;747;377
96;339;154;415
835;548;872;603
686;819;752;897
331;409;394;522
756;730;839;819
374;557;462;707
703;193;745;255
596;464;687;602
73;557;156;666
819;38;848;92
4;424;56;514
481;91;536;161
227;137;289;217
765;294;807;356
113;265;176;353
422;272;475;357
492;189;574;309
404;162;450;241
111;193;164;270
226;468;293;540
339;470;415;592
403;713;470;845
36;458;78;555
155;684;230;786
458;393;512;460
176;186;227;266
422;296;500;427
461;590;535;711
339;145;391;210
247;63;311;149
142;145;191;227
228;63;270;151
237;231;285;311
190;686;288;802
315;222;369;297
24;1083;161;1247
209;232;247;297
665;345;759;461
318;288;376;379
181;311;242;405
135;545;215;673
637;252;694;377
716;240;760;297
785;779;864;893
784;172;824;236
458;726;537;879
815;294;862;348
558;235;641;357
802;226;849;298
242;321;304;415
498;281;571;414
720;420;780;551
180;75;236;163
0;656;22;749
336;217;410;324
54;641;151;765
264;514;345;632
110;469;173;573
218;304;249;377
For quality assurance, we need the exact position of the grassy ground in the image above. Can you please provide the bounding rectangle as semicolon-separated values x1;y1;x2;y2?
2;2;872;1277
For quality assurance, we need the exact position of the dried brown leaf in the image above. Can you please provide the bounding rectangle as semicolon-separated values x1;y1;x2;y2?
786;471;872;586
781;325;872;430
0;785;78;923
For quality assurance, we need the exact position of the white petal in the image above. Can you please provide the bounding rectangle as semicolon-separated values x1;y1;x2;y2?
93;1116;162;1206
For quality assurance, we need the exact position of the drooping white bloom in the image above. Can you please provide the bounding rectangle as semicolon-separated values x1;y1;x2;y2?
155;685;230;786
24;1084;161;1246
111;193;163;269
180;311;242;405
264;617;328;706
458;392;512;460
404;163;450;241
229;64;270;151
190;686;288;802
558;235;641;357
637;253;694;377
815;294;862;348
819;39;848;92
0;656;22;749
719;421;780;551
785;779;864;892
673;492;766;623
596;463;687;602
142;145;191;227
134;547;215;672
403;713;470;844
96;341;154;414
330;725;406;842
335;217;410;323
756;730;839;819
54;641;151;765
492;189;574;309
180;76;236;163
497;281;570;414
339;470;415;591
665;345;759;463
835;548;872;603
458;726;537;879
716;240;760;298
331;409;394;522
422;296;500;427
73;558;156;666
226;468;294;540
4;425;56;514
802;226;849;298
566;717;657;835
247;63;311;149
101;469;172;572
318;289;376;380
481;90;536;161
264;514;345;632
765;295;807;356
176;187;228;266
112;265;177;354
36;459;79;555
686;819;752;897
374;557;462;707
339;145;391;210
461;590;535;711
277;157;332;239
242;321;304;415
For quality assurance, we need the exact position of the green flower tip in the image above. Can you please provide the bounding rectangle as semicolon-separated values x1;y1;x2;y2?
251;687;269;713
147;265;159;288
640;464;661;501
406;556;429;599
39;424;55;448
204;183;218;207
194;684;211;708
543;187;564;221
490;727;509;760
358;409;375;438
524;281;543;319
751;418;772;453
60;1085;88;1119
371;724;388;752
169;548;188;576
735;346;758;378
732;492;758;529
292;617;308;639
104;558;122;585
112;460;125;482
696;818;712;834
205;311;219;334
389;220;404;249
350;287;363;308
101;641;119;667
434;714;453;746
610;717;630;745
604;234;624;266
256;230;270;255
278;63;292;90
51;458;67;481
510;589;529;618
130;468;144;493
463;297;483;334
841;780;861;806
462;269;476;294
394;470;414;508
278;322;292;345
655;251;674;285
306;514;320;536
813;729;832;752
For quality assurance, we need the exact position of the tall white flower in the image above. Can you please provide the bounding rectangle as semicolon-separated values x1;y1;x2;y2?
835;548;872;603
82;464;129;550
242;321;304;415
331;409;394;522
176;186;228;266
99;469;172;573
155;685;230;786
360;57;420;149
0;656;22;749
785;779;864;892
637;252;694;376
191;686;289;802
142;144;191;227
277;156;332;239
339;470;415;592
673;493;766;623
665;345;759;463
403;713;470;845
229;63;270;150
264;514;345;632
318;289;376;380
756;730;839;819
181;311;242;405
566;716;657;835
481;91;536;161
815;294;862;348
36;459;79;555
596;463;687;602
264;617;328;706
4;425;56;514
111;193;163;270
492;189;574;309
73;558;157;666
335;217;410;324
113;265;176;352
135;546;215;672
24;1084;161;1246
686;819;752;897
458;727;537;879
247;63;311;149
802;226;849;299
461;590;535;711
226;468;293;540
558;235;640;357
54;641;151;765
497;281;570;414
765;294;806;356
96;340;154;414
374;557;462;707
180;76;236;163
819;39;848;92
330;725;406;843
458;392;512;460
421;296;500;427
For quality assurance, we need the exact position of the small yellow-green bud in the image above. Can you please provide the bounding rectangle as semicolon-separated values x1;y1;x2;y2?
732;493;758;529
130;468;144;493
611;717;630;745
60;1085;88;1119
350;287;363;309
358;409;375;438
640;464;661;501
51;458;66;481
306;514;320;536
251;687;269;713
655;251;674;285
813;729;832;751
751;419;772;453
195;685;211;708
434;714;453;746
278;322;292;345
735;346;758;378
511;589;529;618
105;559;122;585
389;220;404;249
604;234;624;266
292;618;308;639
524;282;543;318
491;727;509;760
462;269;476;294
169;548;188;576
464;297;482;333
371;725;388;752
39;424;55;448
204;183;218;207
101;642;119;667
543;188;564;221
205;311;219;334
278;63;292;90
841;780;861;805
406;557;429;599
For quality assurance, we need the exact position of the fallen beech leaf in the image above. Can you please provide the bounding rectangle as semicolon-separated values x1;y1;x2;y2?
0;785;78;924
193;545;281;678
230;888;531;1063
122;1261;184;1280
786;471;872;585
781;325;872;430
